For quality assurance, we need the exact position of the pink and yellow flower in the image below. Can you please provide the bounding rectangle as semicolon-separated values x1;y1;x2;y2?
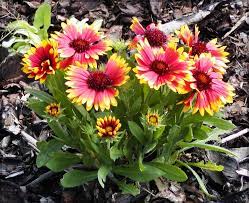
181;54;234;116
65;54;130;111
130;17;175;48
134;40;194;92
52;18;111;69
22;40;59;83
176;25;229;73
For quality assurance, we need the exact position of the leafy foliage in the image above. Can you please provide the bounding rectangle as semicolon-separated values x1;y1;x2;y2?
2;2;51;53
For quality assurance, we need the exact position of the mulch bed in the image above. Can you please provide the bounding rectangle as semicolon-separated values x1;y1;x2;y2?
0;0;248;202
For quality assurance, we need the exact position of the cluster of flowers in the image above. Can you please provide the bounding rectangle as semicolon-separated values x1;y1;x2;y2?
22;17;234;138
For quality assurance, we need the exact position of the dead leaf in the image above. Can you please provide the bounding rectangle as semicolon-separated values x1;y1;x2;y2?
105;25;123;41
118;0;145;17
155;177;186;202
149;0;164;18
24;1;41;9
207;151;239;180
236;168;249;177
0;55;24;87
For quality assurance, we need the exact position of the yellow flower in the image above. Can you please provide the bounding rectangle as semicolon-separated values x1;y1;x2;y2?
45;103;60;117
96;116;121;138
146;111;161;127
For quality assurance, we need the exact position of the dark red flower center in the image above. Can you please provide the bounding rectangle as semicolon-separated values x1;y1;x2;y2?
41;59;52;70
50;106;59;114
87;71;113;91
69;39;90;53
194;71;211;91
151;60;169;75
101;123;116;137
145;29;167;47
191;41;208;56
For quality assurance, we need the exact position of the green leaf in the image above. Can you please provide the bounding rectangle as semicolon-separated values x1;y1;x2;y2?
203;116;235;130
113;164;165;182
33;2;51;39
144;141;158;154
154;126;165;140
13;29;41;44
182;114;235;130
188;161;224;171
73;104;90;121
61;169;97;188
26;88;55;103
193;127;208;140
148;162;188;182
97;165;111;188
195;128;228;144
46;152;81;172
7;20;38;33
128;121;145;144
184;126;193;142
178;142;236;156
163;125;181;161
138;153;145;171
110;145;123;161
117;180;140;196
27;98;47;117
177;161;214;197
48;120;72;144
36;139;63;167
130;96;142;113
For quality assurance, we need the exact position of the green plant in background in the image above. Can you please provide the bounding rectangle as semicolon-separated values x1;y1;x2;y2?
3;2;236;198
2;2;51;53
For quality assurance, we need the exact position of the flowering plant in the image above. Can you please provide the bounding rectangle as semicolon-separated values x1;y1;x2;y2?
4;3;236;197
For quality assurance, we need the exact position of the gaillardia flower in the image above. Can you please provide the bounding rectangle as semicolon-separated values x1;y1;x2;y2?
45;103;60;117
146;110;163;127
134;40;193;92
52;18;111;68
22;40;58;83
176;25;229;73
96;116;121;138
130;17;175;48
181;54;234;116
65;54;130;111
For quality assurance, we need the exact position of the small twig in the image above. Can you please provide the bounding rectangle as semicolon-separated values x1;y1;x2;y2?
221;128;249;144
23;171;55;188
5;171;25;179
223;12;249;39
141;187;156;197
20;130;39;152
240;176;244;191
161;1;223;34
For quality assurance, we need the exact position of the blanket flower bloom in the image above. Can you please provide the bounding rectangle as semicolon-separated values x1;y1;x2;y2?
146;110;162;127
22;40;59;83
45;103;61;117
134;40;194;92
181;54;234;116
96;116;121;138
52;18;111;69
176;25;229;73
130;17;175;48
65;54;130;111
